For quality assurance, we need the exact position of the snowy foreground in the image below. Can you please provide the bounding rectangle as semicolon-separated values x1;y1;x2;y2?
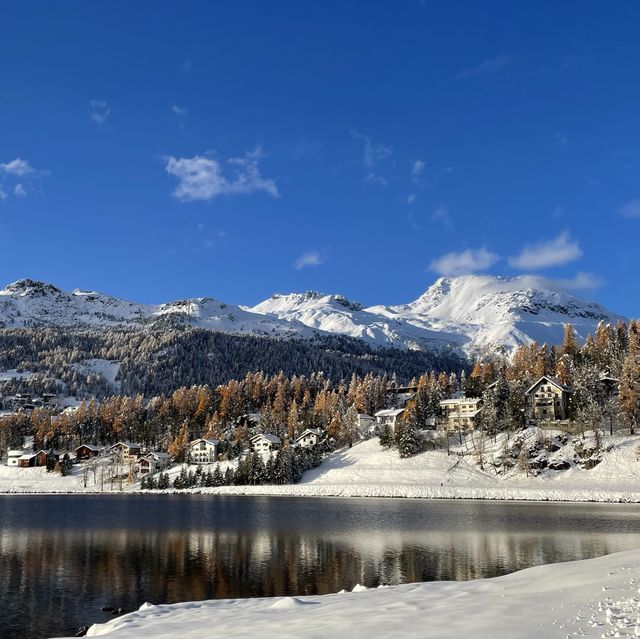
5;431;640;502
58;549;640;639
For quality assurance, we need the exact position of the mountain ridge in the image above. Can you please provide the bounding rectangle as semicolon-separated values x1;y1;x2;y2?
0;275;627;355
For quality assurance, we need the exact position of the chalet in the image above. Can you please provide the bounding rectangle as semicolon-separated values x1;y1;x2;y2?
439;396;482;431
18;452;38;468
34;450;62;467
136;452;170;475
374;408;406;433
6;450;24;466
75;444;102;462
188;438;219;464
296;428;322;448
525;376;571;421
109;441;142;464
250;433;281;453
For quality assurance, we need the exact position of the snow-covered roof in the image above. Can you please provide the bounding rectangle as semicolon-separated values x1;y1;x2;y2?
525;376;571;395
18;453;37;460
139;452;170;461
296;428;321;440
110;441;142;449
357;413;374;419
374;408;405;417
251;433;281;444
74;444;102;452
440;397;481;406
189;438;219;447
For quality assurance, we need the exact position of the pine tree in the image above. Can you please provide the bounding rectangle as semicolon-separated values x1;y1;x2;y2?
397;411;420;458
560;324;580;361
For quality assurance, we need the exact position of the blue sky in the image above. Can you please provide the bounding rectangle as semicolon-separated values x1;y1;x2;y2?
1;1;640;315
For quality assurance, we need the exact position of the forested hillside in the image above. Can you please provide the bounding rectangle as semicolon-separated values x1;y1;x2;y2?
0;324;465;399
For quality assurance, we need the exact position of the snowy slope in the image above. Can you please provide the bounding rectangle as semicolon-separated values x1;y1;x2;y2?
62;549;640;639
251;275;626;354
0;275;627;355
0;279;315;340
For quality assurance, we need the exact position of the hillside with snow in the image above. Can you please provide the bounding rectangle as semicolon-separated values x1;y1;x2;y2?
250;275;626;354
0;275;626;355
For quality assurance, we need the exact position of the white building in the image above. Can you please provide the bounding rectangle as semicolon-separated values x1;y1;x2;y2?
296;428;322;448
250;433;281;453
136;452;170;475
6;449;24;466
109;441;142;464
374;408;406;433
439;396;482;431
188;438;219;464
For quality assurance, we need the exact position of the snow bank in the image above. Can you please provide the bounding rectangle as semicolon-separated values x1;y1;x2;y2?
56;548;640;638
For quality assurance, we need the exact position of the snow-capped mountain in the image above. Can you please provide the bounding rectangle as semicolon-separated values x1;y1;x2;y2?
0;275;627;355
249;275;627;354
0;279;314;340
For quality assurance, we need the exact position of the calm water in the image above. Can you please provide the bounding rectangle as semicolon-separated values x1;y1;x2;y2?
2;496;640;638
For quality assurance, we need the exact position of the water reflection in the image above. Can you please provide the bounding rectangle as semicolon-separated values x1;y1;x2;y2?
1;496;640;638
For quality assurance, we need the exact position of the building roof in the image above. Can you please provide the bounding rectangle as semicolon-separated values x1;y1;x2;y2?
440;397;482;406
251;433;281;444
296;428;321;440
109;441;142;449
74;444;102;452
139;452;170;462
18;453;37;460
189;438;219;447
525;376;571;395
374;408;406;417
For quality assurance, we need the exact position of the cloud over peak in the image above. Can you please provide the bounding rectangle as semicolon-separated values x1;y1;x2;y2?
508;231;582;270
430;248;499;276
294;251;325;270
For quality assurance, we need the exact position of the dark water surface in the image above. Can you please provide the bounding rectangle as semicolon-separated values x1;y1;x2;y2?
2;495;640;638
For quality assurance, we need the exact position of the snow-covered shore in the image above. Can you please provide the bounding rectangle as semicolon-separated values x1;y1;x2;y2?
5;432;640;503
56;548;640;639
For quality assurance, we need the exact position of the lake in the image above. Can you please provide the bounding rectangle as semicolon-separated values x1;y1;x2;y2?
2;495;640;638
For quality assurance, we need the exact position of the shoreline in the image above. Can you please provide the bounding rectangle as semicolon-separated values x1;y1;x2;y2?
4;484;640;503
60;548;640;638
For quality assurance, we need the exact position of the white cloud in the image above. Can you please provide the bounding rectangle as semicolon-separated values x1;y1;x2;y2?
508;231;582;270
351;130;392;168
294;251;324;270
172;105;188;116
619;198;640;218
429;248;499;276
552;271;603;291
0;158;34;176
0;158;46;200
457;54;512;79
555;131;569;147
407;194;416;205
165;148;278;202
89;100;110;125
411;159;425;177
364;172;388;186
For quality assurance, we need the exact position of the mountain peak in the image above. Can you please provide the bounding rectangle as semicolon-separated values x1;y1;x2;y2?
1;279;62;296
